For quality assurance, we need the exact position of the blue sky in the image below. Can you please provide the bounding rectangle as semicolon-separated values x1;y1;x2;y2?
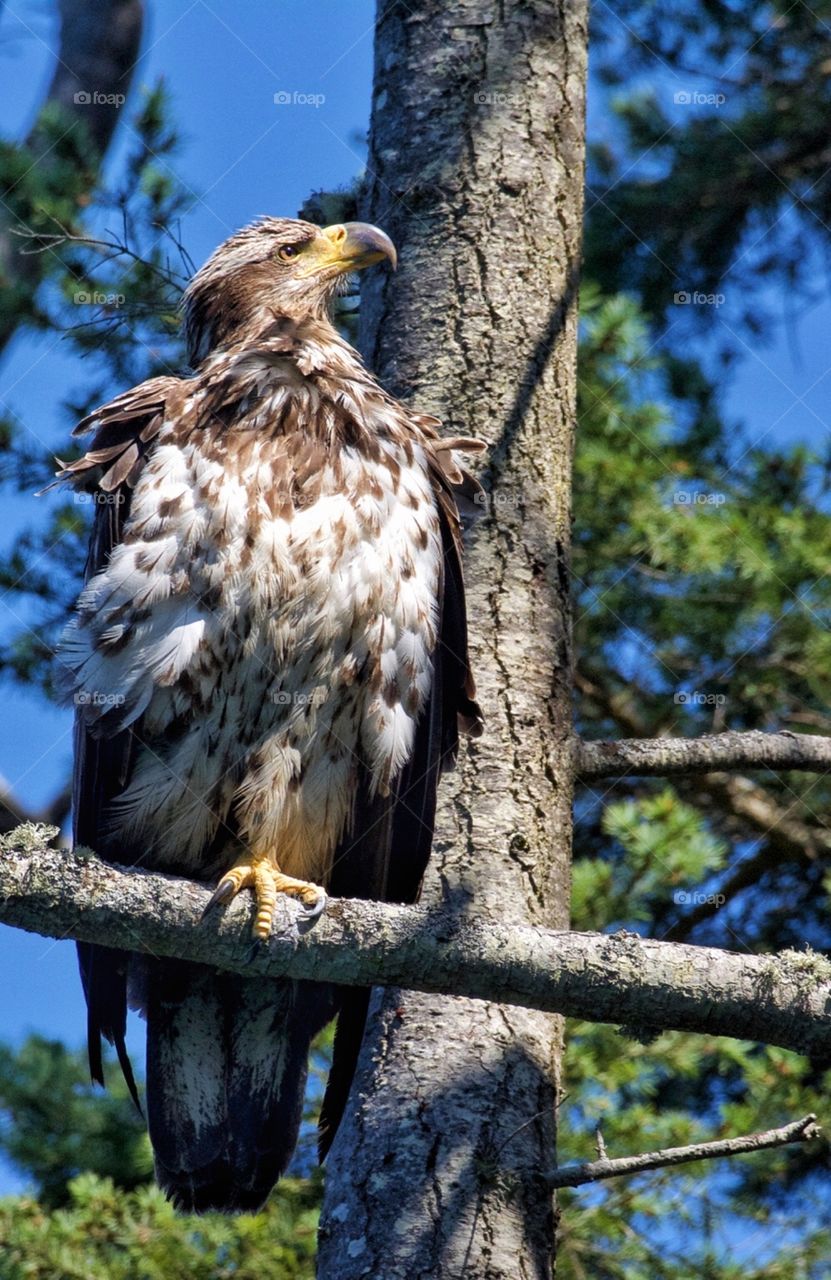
0;0;829;1203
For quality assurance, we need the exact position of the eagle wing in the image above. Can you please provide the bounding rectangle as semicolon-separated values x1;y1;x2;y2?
63;378;180;1107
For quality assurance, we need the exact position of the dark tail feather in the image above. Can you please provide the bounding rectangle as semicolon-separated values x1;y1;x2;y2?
145;958;333;1213
318;986;370;1160
114;1035;141;1114
77;941;141;1111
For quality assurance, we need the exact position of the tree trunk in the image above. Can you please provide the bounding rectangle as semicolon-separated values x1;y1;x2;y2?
0;0;144;355
317;2;588;1276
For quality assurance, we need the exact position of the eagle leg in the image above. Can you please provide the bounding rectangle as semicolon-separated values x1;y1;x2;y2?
204;852;326;939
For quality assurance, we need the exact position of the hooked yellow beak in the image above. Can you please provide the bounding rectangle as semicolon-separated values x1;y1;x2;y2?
300;221;397;276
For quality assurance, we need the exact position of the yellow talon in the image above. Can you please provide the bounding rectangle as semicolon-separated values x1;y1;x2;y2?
253;860;277;940
205;854;326;939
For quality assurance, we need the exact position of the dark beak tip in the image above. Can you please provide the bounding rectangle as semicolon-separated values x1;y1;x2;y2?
343;221;397;270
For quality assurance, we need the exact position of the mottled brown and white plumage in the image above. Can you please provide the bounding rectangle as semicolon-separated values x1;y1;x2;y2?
54;216;482;1213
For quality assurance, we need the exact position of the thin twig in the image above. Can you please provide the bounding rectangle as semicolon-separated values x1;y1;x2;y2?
11;223;190;290
546;1114;821;1188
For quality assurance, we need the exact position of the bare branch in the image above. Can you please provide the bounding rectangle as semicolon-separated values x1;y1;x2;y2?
11;224;193;288
578;730;831;780
694;770;831;859
3;828;831;1057
577;674;830;867
546;1114;821;1188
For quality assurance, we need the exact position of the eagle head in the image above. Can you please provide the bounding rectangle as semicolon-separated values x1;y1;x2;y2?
182;216;396;365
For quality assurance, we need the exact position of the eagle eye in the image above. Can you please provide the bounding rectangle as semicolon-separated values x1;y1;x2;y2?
277;244;301;262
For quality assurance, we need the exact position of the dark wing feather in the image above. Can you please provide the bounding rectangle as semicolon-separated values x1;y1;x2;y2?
145;959;336;1212
66;380;177;1104
318;453;482;1155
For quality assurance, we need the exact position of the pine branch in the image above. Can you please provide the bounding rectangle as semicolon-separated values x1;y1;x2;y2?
546;1114;821;1188
2;826;831;1057
578;730;831;913
577;730;831;779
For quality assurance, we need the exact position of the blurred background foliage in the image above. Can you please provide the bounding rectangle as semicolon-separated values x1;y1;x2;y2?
0;1037;321;1278
2;0;831;1275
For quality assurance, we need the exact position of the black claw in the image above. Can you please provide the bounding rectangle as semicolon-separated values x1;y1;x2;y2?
301;890;327;919
202;880;233;918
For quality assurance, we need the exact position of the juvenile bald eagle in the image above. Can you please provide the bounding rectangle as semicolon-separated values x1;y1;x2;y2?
55;217;482;1213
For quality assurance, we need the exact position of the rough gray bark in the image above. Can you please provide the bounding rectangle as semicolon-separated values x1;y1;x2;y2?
317;4;587;1276
3;833;831;1057
578;730;831;779
0;0;144;353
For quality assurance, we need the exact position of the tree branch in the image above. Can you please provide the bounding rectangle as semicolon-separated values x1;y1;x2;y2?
0;775;71;837
546;1114;821;1188
3;827;831;1058
578;730;831;780
576;674;830;869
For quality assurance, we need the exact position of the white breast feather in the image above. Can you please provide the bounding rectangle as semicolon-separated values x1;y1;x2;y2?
59;373;444;878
